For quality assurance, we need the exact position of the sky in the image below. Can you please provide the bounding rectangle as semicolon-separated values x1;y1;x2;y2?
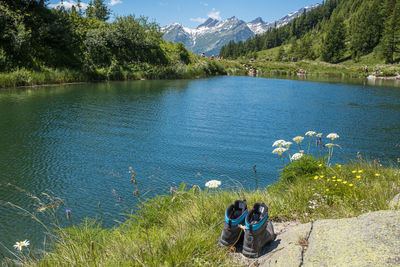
47;0;320;28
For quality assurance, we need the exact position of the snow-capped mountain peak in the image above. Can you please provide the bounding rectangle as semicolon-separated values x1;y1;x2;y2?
162;3;320;56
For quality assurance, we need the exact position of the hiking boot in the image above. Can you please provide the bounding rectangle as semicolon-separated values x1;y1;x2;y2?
242;203;275;258
218;200;248;247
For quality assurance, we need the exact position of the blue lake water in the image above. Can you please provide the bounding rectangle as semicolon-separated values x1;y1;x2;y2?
1;76;400;252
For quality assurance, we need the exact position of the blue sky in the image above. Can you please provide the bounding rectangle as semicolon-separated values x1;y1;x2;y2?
48;0;320;28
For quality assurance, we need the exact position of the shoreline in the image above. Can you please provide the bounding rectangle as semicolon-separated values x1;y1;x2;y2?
2;71;400;91
1;59;399;90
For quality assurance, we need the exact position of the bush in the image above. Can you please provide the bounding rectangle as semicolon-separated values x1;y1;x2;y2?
280;155;323;183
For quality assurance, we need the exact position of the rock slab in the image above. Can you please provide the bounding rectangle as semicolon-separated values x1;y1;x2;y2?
304;210;400;267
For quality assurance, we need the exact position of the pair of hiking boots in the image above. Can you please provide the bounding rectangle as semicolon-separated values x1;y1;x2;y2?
218;200;275;258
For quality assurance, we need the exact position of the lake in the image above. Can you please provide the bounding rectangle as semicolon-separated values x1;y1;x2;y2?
1;76;400;252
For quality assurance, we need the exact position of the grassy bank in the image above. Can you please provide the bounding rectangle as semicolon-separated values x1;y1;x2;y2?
0;59;246;89
8;158;395;266
229;45;400;78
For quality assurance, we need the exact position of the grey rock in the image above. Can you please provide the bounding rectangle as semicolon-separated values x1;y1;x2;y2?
303;210;400;267
389;193;400;210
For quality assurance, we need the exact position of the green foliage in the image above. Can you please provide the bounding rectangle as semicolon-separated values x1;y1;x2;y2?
219;0;339;59
380;0;400;63
280;155;323;183
175;42;191;65
0;1;233;87
321;16;346;63
349;0;384;60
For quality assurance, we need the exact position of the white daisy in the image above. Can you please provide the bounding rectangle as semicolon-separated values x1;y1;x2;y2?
13;240;29;251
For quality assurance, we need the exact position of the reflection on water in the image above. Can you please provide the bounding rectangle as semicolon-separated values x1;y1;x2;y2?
1;76;400;254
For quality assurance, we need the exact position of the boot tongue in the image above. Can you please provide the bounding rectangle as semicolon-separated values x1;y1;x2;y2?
258;205;265;214
234;200;243;211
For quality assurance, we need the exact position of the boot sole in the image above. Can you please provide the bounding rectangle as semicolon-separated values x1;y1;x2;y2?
218;238;232;248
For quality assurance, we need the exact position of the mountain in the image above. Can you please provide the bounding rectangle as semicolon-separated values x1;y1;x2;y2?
220;0;397;64
161;3;320;56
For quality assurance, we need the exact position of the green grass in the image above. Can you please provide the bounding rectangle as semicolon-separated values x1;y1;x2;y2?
13;158;397;266
0;59;246;89
231;46;400;79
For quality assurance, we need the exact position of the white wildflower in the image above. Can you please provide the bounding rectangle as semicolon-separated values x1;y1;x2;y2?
293;136;304;144
205;180;221;189
316;133;323;138
13;240;29;251
305;131;316;137
282;141;293;148
272;139;286;147
291;153;303;161
272;147;287;156
326;133;339;141
239;224;248;230
325;143;341;149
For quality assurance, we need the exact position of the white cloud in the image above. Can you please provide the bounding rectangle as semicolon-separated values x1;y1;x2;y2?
207;8;221;20
48;0;88;9
190;17;207;23
109;0;122;6
200;1;208;6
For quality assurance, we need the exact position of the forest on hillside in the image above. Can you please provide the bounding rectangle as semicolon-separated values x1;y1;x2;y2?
219;0;400;64
0;0;214;81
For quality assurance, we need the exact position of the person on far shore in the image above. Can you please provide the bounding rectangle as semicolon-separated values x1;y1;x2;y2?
364;65;368;73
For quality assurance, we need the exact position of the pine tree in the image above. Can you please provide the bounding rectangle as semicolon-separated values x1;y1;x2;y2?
85;0;110;21
93;0;111;22
381;0;400;63
321;16;346;63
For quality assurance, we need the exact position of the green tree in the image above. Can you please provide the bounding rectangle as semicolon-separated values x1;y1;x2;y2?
381;0;400;63
349;0;384;60
275;46;285;61
86;0;110;21
321;17;346;63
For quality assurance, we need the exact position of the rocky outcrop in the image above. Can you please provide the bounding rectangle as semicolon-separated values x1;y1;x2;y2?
389;193;400;210
232;210;400;266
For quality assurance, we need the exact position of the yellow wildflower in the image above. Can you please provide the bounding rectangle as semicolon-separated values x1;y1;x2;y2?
356;175;361;179
326;189;329;192
332;179;337;182
358;170;363;173
314;176;319;180
320;175;324;178
327;179;331;182
352;170;357;174
343;181;347;184
349;184;353;187
336;164;342;168
332;176;336;179
375;173;380;177
335;184;338;186
318;164;323;167
337;179;342;182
